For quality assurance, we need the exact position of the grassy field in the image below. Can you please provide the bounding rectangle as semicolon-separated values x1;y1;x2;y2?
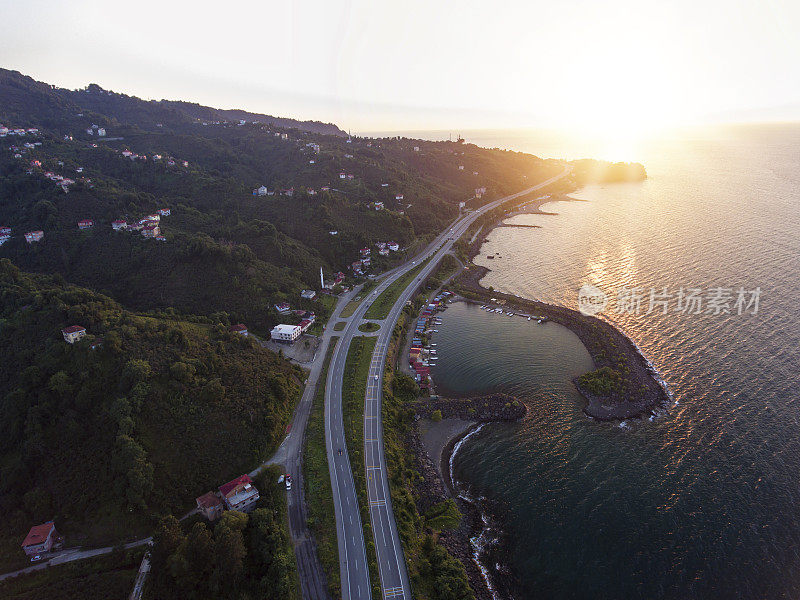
303;339;341;598
0;549;144;600
341;336;382;598
333;321;346;331
364;258;430;320
357;322;380;333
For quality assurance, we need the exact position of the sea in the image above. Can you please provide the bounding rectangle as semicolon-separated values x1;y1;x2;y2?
403;124;800;599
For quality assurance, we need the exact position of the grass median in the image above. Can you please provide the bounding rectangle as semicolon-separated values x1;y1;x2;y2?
341;335;382;598
364;258;430;320
303;338;340;598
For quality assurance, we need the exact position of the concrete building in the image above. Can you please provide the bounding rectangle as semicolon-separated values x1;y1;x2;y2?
219;475;260;513
271;324;302;343
62;325;86;344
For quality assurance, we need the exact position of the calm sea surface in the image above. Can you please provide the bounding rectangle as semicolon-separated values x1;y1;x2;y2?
425;124;800;599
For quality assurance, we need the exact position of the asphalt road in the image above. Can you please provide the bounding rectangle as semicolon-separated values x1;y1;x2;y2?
326;169;570;600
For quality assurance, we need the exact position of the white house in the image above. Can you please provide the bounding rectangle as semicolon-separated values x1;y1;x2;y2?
395;194;404;201
388;242;399;251
62;325;86;344
300;289;317;300
271;324;302;343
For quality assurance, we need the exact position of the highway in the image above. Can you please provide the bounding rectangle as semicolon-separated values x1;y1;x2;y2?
326;168;569;600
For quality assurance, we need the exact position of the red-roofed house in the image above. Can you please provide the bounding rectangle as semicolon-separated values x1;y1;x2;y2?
112;220;127;231
219;475;260;513
0;226;10;235
78;219;94;230
21;522;61;557
299;319;312;332
25;231;44;243
158;208;171;216
62;325;86;344
230;324;248;336
275;302;291;314
196;492;223;521
141;225;160;238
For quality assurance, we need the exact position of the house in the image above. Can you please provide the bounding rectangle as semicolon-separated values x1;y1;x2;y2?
339;172;346;179
413;146;420;151
155;235;166;242
271;324;302;343
395;194;404;201
0;226;10;235
329;230;338;236
97;128;106;137
0;235;10;246
299;319;313;332
361;257;371;267
158;208;171;216
381;183;389;187
360;248;371;257
89;338;104;350
230;324;248;336
275;302;291;314
347;174;354;180
141;225;160;238
196;492;224;521
388;242;399;251
21;522;61;557
300;289;317;300
374;202;384;210
458;165;464;170
379;247;389;256
62;325;86;344
112;220;127;231
78;219;94;230
25;231;44;243
219;475;260;513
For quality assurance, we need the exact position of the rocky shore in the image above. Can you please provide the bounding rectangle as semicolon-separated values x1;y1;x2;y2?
407;394;526;600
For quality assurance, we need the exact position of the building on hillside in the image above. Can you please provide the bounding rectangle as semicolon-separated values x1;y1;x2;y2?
255;186;269;196
158;208;171;216
0;235;10;246
299;319;313;332
361;257;371;267
97;128;106;136
62;325;86;344
77;219;94;230
155;235;166;242
218;475;260;513
196;492;223;521
21;522;62;557
275;302;291;314
300;289;316;300
25;231;44;243
112;220;127;231
413;146;420;151
230;324;248;336
388;242;399;251
271;324;302;343
360;247;370;257
458;165;464;170
379;247;389;256
395;194;404;200
0;226;10;235
339;172;346;179
141;225;160;238
329;230;338;236
374;202;384;210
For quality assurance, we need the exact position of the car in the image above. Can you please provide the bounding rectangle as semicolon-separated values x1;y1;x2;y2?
374;375;379;381
285;474;292;490
31;555;42;562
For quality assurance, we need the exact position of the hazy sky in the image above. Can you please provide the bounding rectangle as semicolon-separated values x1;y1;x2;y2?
2;0;799;133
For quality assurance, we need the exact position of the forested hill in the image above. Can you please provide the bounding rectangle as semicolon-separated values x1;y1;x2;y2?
0;260;303;553
0;68;562;335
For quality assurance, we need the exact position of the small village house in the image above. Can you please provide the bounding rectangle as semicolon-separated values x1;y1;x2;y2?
21;522;62;557
77;219;94;230
275;302;291;314
25;231;44;243
62;325;86;344
395;194;404;200
158;208;171;216
271;324;302;343
0;226;10;235
112;220;127;231
141;225;160;238
230;324;248;336
219;475;260;513
374;202;384;210
300;289;317;300
388;242;399;251
196;492;223;521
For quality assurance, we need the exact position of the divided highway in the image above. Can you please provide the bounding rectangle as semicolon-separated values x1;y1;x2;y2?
326;169;569;600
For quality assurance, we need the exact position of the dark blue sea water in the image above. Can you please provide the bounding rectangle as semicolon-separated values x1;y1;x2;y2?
430;124;800;599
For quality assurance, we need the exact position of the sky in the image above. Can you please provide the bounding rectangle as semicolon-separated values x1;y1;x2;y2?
2;0;799;134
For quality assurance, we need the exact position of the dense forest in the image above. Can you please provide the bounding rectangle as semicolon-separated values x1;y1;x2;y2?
0;261;302;563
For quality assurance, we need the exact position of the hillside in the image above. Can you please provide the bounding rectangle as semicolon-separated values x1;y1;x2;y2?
0;68;561;334
0;260;303;561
